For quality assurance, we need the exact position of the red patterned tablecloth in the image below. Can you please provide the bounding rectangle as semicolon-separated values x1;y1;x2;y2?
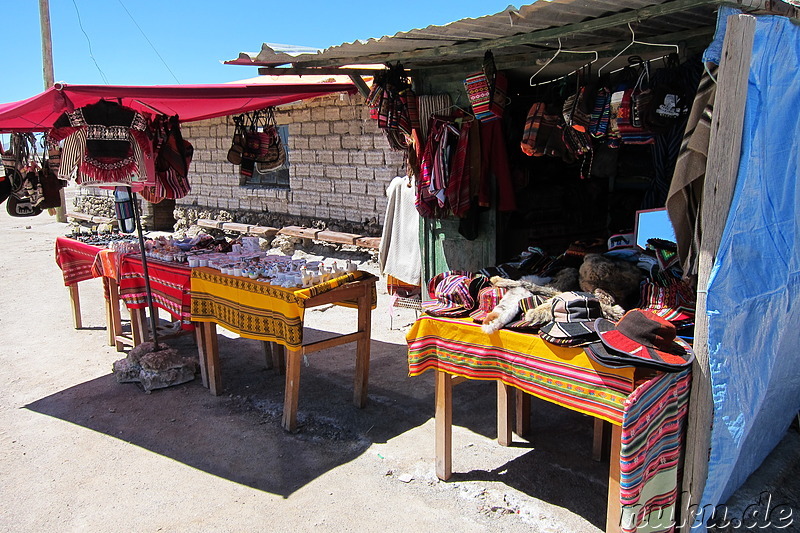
119;255;193;329
54;237;103;286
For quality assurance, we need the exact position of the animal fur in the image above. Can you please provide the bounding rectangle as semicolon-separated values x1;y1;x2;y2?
578;254;642;310
481;264;626;334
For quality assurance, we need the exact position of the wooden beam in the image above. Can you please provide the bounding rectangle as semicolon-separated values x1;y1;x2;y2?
301;331;364;355
681;13;755;532
497;381;513;447
293;0;725;68
348;74;371;98
257;67;387;76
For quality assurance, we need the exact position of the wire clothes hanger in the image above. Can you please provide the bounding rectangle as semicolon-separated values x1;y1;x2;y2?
597;22;679;77
529;37;599;86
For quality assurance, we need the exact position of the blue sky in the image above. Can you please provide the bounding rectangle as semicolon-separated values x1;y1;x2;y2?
3;1;516;104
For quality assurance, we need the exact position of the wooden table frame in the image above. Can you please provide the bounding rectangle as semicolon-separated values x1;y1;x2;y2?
195;276;376;432
434;371;622;533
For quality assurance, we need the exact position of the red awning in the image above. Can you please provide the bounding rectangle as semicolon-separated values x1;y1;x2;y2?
0;82;356;133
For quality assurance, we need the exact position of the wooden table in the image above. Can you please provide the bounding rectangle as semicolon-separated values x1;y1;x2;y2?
190;267;377;432
406;315;690;533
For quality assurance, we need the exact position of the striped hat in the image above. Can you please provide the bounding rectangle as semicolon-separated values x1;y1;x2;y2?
423;271;487;317
639;280;695;326
505;294;548;330
539;291;602;346
470;286;509;323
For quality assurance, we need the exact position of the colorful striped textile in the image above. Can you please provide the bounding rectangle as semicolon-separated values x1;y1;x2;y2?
119;255;193;330
191;268;376;350
406;315;635;425
54;237;103;286
294;270;377;310
620;369;691;533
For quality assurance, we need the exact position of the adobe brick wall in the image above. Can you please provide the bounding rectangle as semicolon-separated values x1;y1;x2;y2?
177;92;406;235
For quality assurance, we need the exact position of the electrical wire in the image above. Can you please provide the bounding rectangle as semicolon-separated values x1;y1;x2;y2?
71;0;110;84
117;0;181;84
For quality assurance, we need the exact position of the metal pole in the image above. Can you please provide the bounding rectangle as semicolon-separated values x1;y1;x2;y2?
128;187;160;347
39;0;67;223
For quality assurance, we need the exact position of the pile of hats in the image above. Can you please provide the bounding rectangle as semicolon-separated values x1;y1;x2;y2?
423;271;694;373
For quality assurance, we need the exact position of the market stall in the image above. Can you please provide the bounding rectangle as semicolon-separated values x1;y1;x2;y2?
228;2;800;531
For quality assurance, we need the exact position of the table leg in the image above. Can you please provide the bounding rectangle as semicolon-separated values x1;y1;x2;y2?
130;307;147;346
606;423;622;533
435;370;453;481
271;343;285;375
353;288;371;408
262;341;273;369
282;347;303;432
497;381;513;447
201;321;221;396
195;322;209;388
106;278;124;352
515;389;531;438
593;419;608;462
68;284;82;329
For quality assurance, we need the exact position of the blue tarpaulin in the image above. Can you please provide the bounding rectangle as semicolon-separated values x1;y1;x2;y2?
697;12;800;529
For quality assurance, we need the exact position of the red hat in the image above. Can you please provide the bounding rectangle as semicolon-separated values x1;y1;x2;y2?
586;309;694;372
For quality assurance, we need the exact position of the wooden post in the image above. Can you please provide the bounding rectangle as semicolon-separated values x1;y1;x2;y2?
262;341;273;370
497;381;513;447
282;348;303;432
129;308;147;346
681;14;755;530
606;423;622;533
195;323;209;388
435;370;453;480
68;284;82;329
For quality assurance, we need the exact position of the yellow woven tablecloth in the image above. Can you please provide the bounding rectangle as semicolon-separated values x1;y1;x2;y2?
191;268;375;349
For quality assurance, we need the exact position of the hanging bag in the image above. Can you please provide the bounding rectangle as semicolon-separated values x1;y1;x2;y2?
254;107;286;172
226;114;246;165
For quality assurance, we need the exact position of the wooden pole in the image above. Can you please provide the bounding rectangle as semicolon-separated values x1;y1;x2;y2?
680;14;755;532
38;0;66;223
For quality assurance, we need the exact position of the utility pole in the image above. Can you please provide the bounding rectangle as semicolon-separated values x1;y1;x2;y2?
39;0;67;223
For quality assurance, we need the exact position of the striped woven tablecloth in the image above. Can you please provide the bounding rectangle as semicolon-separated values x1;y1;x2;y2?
54;237;103;286
190;268;376;350
407;315;635;424
119;255;193;329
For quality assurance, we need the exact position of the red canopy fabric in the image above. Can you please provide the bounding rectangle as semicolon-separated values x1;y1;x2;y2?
0;82;357;132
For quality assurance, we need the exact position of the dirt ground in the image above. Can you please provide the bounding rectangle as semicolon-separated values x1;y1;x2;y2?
1;194;796;533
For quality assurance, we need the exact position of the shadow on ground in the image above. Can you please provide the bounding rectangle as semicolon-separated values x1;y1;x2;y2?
26;326;611;526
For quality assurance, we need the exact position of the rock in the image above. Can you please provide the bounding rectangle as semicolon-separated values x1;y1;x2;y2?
113;342;198;392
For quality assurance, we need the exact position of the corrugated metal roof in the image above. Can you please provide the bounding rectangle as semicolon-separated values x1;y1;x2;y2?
228;0;798;76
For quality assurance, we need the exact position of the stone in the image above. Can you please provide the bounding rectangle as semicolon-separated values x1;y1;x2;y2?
113;342;198;393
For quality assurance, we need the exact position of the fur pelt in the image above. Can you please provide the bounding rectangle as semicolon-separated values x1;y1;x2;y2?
578;254;642;309
480;266;625;333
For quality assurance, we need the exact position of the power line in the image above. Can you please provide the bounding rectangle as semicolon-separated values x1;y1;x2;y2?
71;0;109;84
117;0;181;84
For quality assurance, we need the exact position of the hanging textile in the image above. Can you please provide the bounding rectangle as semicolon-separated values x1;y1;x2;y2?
49;99;151;187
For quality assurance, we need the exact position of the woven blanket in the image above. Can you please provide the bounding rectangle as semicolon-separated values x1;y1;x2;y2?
54;237;103;286
620;369;691;533
191;268;376;350
119;255;193;329
406;315;635;424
